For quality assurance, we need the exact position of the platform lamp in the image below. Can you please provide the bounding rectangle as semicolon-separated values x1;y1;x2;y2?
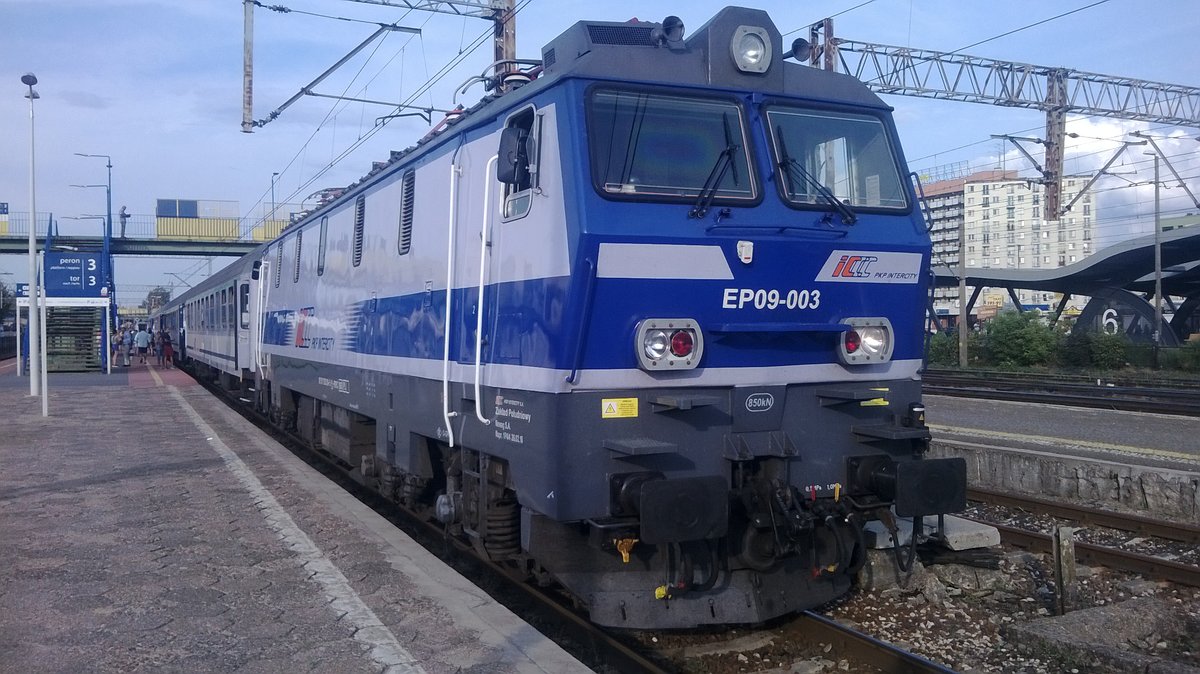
21;73;46;413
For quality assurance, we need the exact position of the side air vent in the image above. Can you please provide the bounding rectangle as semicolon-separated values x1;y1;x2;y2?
542;47;556;68
352;194;365;267
398;170;414;255
587;25;656;46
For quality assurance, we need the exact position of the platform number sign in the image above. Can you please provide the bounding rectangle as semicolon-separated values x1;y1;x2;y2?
44;252;105;297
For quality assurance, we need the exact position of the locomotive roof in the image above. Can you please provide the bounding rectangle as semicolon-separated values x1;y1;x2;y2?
297;5;892;231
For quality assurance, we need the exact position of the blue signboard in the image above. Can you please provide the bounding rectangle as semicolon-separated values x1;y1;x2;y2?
44;253;105;297
16;282;29;297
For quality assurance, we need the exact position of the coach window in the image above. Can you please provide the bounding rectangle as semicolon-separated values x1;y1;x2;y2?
240;283;250;329
398;170;415;254
220;289;228;330
317;216;328;275
501;107;540;220
227;285;236;327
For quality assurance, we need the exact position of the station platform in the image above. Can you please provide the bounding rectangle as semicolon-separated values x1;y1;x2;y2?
0;361;587;673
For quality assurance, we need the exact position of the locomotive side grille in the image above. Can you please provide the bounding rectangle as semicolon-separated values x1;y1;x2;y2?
587;25;656;46
542;47;556;68
398;169;415;255
353;194;366;267
274;240;283;288
293;230;303;283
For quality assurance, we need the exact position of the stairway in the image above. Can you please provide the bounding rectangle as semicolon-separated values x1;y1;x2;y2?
45;306;103;372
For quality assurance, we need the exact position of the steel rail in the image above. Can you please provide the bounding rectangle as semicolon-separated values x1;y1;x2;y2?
922;379;1200;416
976;521;1200;589
968;487;1200;544
791;611;960;674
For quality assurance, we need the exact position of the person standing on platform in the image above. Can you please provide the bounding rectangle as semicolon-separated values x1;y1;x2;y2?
122;329;133;367
134;326;151;364
160;330;174;368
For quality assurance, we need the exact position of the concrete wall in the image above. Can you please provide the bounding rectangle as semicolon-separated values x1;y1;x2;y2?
930;439;1200;523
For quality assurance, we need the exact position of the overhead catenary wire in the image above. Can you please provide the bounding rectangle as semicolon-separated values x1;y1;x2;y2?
257;0;534;226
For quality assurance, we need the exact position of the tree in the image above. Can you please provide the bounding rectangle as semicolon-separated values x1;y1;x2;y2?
0;280;14;330
981;310;1060;367
141;286;172;312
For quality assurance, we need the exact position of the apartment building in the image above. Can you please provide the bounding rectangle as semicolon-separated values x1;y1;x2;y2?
923;169;1095;318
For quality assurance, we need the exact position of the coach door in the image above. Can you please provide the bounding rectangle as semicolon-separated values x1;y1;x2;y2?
238;279;252;373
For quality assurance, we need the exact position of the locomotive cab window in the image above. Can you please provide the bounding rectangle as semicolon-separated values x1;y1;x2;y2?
587;89;756;204
498;107;540;220
766;107;907;211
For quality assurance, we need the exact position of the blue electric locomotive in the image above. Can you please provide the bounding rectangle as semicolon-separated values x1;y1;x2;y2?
157;6;966;629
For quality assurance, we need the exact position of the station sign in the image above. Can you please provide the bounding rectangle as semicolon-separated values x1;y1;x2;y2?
16;282;29;297
44;253;105;298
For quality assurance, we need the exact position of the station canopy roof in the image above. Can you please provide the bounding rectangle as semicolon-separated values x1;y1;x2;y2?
932;226;1200;299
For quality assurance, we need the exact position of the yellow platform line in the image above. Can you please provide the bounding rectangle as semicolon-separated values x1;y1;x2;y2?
148;365;164;387
928;423;1200;466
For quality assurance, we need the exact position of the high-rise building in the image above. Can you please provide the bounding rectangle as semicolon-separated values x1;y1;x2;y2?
921;169;1096;319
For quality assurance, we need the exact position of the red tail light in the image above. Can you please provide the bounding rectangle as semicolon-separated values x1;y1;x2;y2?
844;329;861;354
670;330;694;357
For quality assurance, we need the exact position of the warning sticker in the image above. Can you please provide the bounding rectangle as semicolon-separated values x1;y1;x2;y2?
601;398;638;419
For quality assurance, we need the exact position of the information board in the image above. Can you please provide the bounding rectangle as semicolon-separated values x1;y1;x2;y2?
44;253;105;297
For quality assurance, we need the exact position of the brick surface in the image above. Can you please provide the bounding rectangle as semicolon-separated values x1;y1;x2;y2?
0;365;586;673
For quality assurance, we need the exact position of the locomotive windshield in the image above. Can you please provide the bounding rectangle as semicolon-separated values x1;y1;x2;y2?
766;107;908;211
587;89;757;203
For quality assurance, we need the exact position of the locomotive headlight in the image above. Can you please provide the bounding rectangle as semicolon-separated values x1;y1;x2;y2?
731;26;771;74
838;318;894;365
643;330;670;360
636;319;704;371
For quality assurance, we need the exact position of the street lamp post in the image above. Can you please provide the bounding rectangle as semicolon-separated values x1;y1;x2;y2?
270;171;280;222
22;73;43;406
63;215;112;374
74;153;113;316
1148;152;1162;369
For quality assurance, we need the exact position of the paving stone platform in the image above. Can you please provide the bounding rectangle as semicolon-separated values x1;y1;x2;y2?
0;364;587;673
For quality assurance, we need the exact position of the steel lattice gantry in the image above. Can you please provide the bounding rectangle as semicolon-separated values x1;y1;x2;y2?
820;34;1200;216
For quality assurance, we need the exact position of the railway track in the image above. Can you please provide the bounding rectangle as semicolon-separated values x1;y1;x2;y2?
789;612;960;674
922;368;1200;416
966;487;1200;589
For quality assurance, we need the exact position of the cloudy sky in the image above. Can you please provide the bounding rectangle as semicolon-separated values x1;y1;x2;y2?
1;0;1198;304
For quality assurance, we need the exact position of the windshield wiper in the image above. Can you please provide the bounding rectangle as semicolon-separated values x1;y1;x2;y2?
691;112;741;219
689;144;737;219
775;125;857;225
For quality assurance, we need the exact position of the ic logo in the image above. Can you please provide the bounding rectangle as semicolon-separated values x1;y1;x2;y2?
831;255;878;278
745;392;775;413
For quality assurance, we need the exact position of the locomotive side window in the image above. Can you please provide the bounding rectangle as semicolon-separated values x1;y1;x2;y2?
586;89;756;203
398;170;414;254
353;195;366;267
317;216;328;276
766;107;907;211
500;107;539;220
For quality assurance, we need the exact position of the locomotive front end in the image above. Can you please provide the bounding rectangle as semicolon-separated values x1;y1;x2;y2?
522;6;967;628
